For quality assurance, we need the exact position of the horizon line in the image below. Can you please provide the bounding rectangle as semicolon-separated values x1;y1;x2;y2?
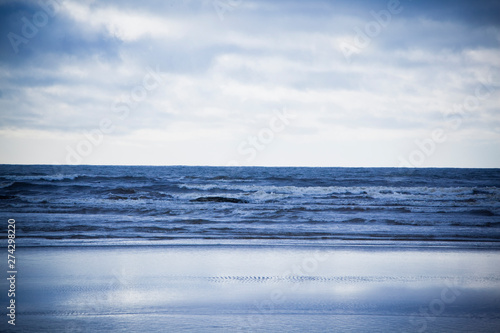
1;163;499;169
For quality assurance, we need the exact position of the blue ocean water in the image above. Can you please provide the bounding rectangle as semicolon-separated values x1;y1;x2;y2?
1;165;499;247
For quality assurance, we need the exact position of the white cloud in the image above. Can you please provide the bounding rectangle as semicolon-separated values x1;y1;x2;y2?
63;1;186;41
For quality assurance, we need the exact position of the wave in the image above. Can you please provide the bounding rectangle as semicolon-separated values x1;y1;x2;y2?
109;187;136;195
2;165;499;247
2;181;61;190
468;209;495;216
173;219;214;225
472;189;492;195
327;206;412;213
3;174;155;183
343;218;367;223
191;196;249;204
177;183;500;197
2;174;79;182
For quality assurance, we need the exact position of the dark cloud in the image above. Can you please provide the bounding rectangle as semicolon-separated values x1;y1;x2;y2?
0;1;122;67
401;0;500;27
244;0;500;27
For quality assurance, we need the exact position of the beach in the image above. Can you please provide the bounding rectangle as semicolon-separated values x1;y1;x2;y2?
3;245;499;332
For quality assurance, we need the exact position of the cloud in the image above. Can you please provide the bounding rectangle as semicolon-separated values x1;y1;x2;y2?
0;0;499;166
0;1;122;66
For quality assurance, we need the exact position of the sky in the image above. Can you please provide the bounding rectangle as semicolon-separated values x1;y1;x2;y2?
0;0;499;167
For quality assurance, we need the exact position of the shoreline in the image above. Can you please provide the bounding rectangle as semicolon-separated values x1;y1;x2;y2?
12;239;500;250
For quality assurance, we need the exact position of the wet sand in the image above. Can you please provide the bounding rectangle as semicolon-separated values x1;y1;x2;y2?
3;245;500;332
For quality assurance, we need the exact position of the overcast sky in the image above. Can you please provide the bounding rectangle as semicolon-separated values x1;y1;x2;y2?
0;0;499;167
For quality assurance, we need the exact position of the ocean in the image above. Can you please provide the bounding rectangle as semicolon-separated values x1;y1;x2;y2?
1;165;499;247
2;165;500;332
